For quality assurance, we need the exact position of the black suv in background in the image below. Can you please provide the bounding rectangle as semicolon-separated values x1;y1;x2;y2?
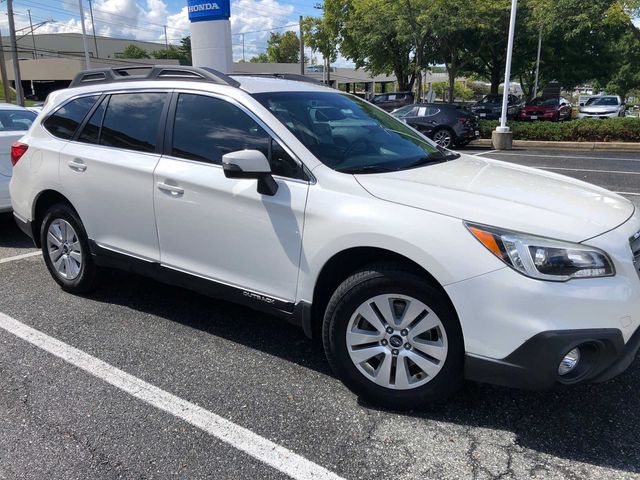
392;103;479;148
371;91;415;111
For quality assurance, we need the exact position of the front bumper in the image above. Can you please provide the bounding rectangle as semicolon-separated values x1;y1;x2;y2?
578;111;620;119
447;210;640;389
465;327;640;389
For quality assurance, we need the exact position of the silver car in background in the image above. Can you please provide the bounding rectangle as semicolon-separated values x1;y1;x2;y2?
578;95;625;119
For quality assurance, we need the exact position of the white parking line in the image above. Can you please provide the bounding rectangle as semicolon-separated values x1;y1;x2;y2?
473;150;497;156
530;166;640;175
0;312;344;480
0;251;42;264
484;152;640;162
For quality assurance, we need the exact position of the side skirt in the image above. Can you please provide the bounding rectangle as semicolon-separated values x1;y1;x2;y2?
89;241;306;328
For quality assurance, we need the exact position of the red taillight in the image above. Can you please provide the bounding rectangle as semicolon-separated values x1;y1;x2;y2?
10;142;28;166
457;116;468;124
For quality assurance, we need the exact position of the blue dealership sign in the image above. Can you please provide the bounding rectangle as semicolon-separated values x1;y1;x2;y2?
187;0;230;22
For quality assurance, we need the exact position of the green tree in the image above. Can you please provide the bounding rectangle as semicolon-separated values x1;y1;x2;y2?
151;45;187;61
302;15;338;82
266;31;301;63
324;0;416;91
249;53;270;63
179;36;192;65
115;44;149;59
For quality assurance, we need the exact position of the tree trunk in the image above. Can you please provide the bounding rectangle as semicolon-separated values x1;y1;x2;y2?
490;65;501;95
448;66;456;104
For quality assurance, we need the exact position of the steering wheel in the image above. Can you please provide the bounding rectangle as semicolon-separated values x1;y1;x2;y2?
342;138;371;158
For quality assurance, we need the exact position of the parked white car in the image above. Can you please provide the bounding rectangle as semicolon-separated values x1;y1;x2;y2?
0;104;37;212
9;67;640;408
578;95;626;119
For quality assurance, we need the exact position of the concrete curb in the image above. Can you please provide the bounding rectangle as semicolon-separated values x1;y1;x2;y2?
471;139;640;152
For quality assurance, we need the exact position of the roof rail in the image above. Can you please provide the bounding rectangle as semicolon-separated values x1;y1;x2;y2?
69;65;241;88
231;73;324;85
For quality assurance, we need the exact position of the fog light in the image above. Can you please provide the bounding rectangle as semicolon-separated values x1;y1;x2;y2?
558;348;580;376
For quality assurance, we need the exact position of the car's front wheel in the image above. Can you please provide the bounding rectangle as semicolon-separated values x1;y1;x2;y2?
41;203;99;293
323;264;464;409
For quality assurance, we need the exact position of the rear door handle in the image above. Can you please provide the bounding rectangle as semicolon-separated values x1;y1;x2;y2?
157;182;184;197
68;158;87;172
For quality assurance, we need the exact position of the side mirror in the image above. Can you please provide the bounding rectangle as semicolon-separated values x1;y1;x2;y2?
222;149;278;196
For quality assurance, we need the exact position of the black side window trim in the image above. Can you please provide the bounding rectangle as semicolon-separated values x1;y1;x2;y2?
72;93;107;142
164;91;311;181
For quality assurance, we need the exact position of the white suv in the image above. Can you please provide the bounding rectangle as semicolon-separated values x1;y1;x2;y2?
10;66;640;408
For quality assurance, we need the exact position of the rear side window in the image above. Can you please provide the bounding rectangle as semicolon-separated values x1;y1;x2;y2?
0;110;36;131
43;95;99;139
100;93;166;153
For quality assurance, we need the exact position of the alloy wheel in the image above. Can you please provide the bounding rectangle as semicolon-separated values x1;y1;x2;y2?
433;130;452;148
345;294;448;390
46;219;83;280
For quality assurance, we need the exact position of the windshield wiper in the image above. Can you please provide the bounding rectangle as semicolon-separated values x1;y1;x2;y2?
336;165;395;174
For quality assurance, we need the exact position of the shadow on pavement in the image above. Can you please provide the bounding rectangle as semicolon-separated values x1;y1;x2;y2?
83;268;640;475
0;212;33;249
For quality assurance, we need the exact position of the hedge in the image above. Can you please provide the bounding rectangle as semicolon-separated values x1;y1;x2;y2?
478;118;640;142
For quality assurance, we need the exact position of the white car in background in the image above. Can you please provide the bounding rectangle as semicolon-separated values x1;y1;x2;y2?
0;104;37;212
578;95;626;119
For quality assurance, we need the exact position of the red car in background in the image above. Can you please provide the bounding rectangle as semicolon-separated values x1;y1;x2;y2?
520;96;573;121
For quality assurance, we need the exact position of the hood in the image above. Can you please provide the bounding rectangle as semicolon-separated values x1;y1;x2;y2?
355;154;634;242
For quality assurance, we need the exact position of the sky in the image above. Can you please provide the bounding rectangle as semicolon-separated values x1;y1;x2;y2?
2;0;327;63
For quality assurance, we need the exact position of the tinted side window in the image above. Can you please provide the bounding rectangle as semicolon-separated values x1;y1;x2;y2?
43;95;99;139
77;97;106;144
172;93;303;179
100;93;166;153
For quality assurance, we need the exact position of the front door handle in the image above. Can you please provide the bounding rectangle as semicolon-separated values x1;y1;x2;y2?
157;182;184;197
68;159;87;172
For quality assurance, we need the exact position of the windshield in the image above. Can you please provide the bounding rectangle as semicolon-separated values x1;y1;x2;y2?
586;96;619;106
529;97;559;106
0;110;36;131
254;91;447;174
480;95;501;104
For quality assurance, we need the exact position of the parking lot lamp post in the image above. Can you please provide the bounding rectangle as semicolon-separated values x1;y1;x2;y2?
493;0;518;150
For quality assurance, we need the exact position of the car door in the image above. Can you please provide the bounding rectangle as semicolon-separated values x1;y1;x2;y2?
153;92;309;304
59;91;169;261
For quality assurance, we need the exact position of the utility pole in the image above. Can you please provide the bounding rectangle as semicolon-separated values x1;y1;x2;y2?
88;0;99;59
0;30;11;102
7;0;24;106
164;25;169;59
241;33;245;62
533;27;542;99
299;16;304;75
28;10;37;59
78;0;91;68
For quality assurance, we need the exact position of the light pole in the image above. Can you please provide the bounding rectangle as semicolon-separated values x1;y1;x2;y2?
493;0;518;150
78;0;91;69
533;27;542;99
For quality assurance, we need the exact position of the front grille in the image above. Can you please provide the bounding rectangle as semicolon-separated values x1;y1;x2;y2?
631;231;640;278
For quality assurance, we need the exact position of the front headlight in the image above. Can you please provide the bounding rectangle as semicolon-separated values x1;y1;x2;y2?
465;222;615;281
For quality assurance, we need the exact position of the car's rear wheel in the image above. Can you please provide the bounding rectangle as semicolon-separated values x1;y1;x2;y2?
431;128;454;148
41;203;99;293
323;264;464;409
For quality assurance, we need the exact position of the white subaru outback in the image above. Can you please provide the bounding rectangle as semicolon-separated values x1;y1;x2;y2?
9;66;640;408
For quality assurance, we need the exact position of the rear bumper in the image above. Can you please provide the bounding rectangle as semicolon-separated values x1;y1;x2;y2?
465;327;640;389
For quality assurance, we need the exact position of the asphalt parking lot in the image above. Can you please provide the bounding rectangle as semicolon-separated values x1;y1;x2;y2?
1;148;639;480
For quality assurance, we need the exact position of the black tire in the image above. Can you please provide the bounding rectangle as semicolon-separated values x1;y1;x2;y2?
40;203;99;293
322;264;464;409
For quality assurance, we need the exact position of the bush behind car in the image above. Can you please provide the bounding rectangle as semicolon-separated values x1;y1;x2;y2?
479;118;640;142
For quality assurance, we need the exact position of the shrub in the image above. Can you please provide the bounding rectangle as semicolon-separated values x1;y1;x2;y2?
478;118;640;142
